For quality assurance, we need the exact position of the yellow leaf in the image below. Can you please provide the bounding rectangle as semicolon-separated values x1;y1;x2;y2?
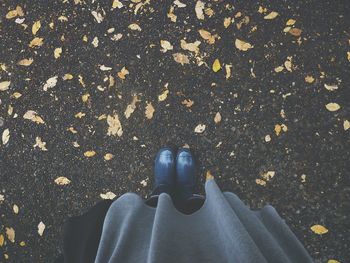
0;81;11;91
264;11;279;20
0;234;4;246
255;178;266;186
224;17;232;28
160;40;173;53
19;241;26;247
6;9;18;19
124;95;140;119
13;204;19;214
325;103;341;112
343;120;350;131
145;102;155;119
212;59;221;72
225;64;232;79
327;260;340;263
29;37;44;48
274;124;282;136
63;73;73;80
100;191;116;200
274;66;284;72
305;75;315;83
54;47;62;59
33;137;48;151
84;150;96;157
54;176;71;185
117;67;129;79
347;51;350;62
104;153;114;160
311;224;328;235
82;93;90;102
181;99;194;108
206;170;214;180
180;40;200;54
38;221;45;236
112;0;123;8
75;112;86;118
32;20;41;35
235;39;253;51
158;89;169;101
17;58;34;66
128;23;141;31
286;19;296;26
289;28;302;37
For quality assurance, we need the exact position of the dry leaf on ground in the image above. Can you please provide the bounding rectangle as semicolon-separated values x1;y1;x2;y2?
100;192;116;200
33;137;48;151
18;58;34;66
107;114;123;136
6;227;15;243
212;59;221;72
43;76;58;91
214;112;222;123
194;124;206;133
235;39;253;51
145;102;155;119
0;81;11;91
54;177;71;185
195;1;205;20
173;53;190;65
2;129;10;145
198;29;217;44
23;110;45;124
124;95;140;119
160;40;173;53
38;222;45;236
310;224;328;235
84;150;96;157
264;11;279;19
325;103;340;112
104;153;114;160
32;20;41;35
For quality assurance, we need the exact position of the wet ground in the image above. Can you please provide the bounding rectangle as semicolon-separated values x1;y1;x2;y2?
1;0;350;262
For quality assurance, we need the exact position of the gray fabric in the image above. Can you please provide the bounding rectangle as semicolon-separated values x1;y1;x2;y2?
95;180;313;263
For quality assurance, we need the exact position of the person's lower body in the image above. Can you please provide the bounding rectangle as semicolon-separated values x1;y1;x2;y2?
145;147;205;214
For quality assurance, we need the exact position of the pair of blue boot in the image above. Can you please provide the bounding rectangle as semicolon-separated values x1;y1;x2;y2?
153;147;196;201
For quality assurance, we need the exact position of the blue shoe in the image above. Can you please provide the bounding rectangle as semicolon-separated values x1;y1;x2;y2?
153;147;176;195
176;148;196;199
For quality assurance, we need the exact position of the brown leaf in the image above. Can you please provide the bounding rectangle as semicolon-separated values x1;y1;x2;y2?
181;99;194;108
23;110;45;124
288;28;302;37
29;37;44;48
107;114;123;137
235;39;253;51
310;224;328;235
54;176;71;185
124;95;140;119
117;67;129;79
214;112;222;123
84;150;96;157
198;29;217;44
6;227;15;243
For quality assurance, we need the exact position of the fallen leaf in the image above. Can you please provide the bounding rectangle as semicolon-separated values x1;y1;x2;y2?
5;227;15;242
264;11;279;20
92;37;99;47
206;170;214;180
288;28;302;37
32;20;41;35
91;10;104;23
224;17;232;28
82;93;90;102
38;222;45;236
43;76;58;91
128;23;141;31
33;137;48;151
2;129;10;145
274;124;282;136
173;53;189;65
286;19;296;26
274;66;284;72
324;84;338;91
255;179;266;186
100;191;116;200
195;0;205;20
6;6;24;19
104;153;114;160
145;102;155;119
17;58;34;66
214;112;222;123
194;124;206;133
181;99;194;108
19;241;26;247
124;95;140;119
63;73;73;80
117;67;129;79
167;6;177;22
180;40;201;54
29;37;44;48
311;224;328;235
112;0;123;8
343;120;350;131
212;59;221;72
174;0;186;8
225;64;232;79
11;92;22;99
327;260;340;263
305;75;315;83
198;29;217;44
84;150;96;157
347;51;350;62
0;81;11;91
23;110;45;124
325;103;340;112
261;171;275;181
75;112;86;118
284;57;293;72
107;114;123;137
235;39;253;51
54;47;62;59
0;234;4;246
54;176;71;185
265;134;271;142
58;16;68;22
160;40;173;53
205;7;214;17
